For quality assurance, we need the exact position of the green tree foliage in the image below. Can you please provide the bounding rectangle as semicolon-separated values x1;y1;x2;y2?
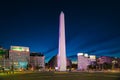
0;49;5;54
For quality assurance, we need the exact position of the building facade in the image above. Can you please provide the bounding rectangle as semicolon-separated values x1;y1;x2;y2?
0;47;10;68
77;53;96;71
9;46;30;69
30;52;45;70
97;56;113;64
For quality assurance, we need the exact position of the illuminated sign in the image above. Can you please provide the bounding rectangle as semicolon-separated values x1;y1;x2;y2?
89;55;96;61
84;53;88;57
11;46;29;52
77;53;83;56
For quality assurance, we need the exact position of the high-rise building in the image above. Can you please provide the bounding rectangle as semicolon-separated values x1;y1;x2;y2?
57;11;67;71
9;46;30;69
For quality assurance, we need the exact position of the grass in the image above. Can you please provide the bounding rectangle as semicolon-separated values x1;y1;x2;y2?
0;71;120;80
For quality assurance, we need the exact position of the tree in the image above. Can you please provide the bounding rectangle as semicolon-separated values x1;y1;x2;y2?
26;64;32;70
112;60;117;70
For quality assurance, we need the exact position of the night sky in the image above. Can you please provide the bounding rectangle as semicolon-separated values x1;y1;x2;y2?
0;0;120;62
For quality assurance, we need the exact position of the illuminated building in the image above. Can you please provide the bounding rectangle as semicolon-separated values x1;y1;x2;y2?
97;56;113;64
30;52;45;70
89;55;96;62
77;53;96;70
77;53;91;70
0;47;9;68
9;46;30;69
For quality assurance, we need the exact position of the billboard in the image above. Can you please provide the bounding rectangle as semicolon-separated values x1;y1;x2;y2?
11;46;29;52
77;53;83;56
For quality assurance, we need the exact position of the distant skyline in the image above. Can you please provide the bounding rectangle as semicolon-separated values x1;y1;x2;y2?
0;0;120;62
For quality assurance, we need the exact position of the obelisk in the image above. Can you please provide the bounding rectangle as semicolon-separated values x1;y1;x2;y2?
57;11;67;71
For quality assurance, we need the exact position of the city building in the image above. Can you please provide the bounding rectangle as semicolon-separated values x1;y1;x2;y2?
9;46;30;69
97;56;113;64
77;53;91;70
77;53;96;71
30;52;45;70
0;47;9;68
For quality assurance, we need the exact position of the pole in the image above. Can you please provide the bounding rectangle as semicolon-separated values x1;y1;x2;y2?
3;55;5;68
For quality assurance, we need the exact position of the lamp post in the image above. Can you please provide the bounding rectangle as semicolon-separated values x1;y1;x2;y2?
3;55;5;68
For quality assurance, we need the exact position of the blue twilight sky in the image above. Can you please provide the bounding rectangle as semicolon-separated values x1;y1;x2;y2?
0;0;120;62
